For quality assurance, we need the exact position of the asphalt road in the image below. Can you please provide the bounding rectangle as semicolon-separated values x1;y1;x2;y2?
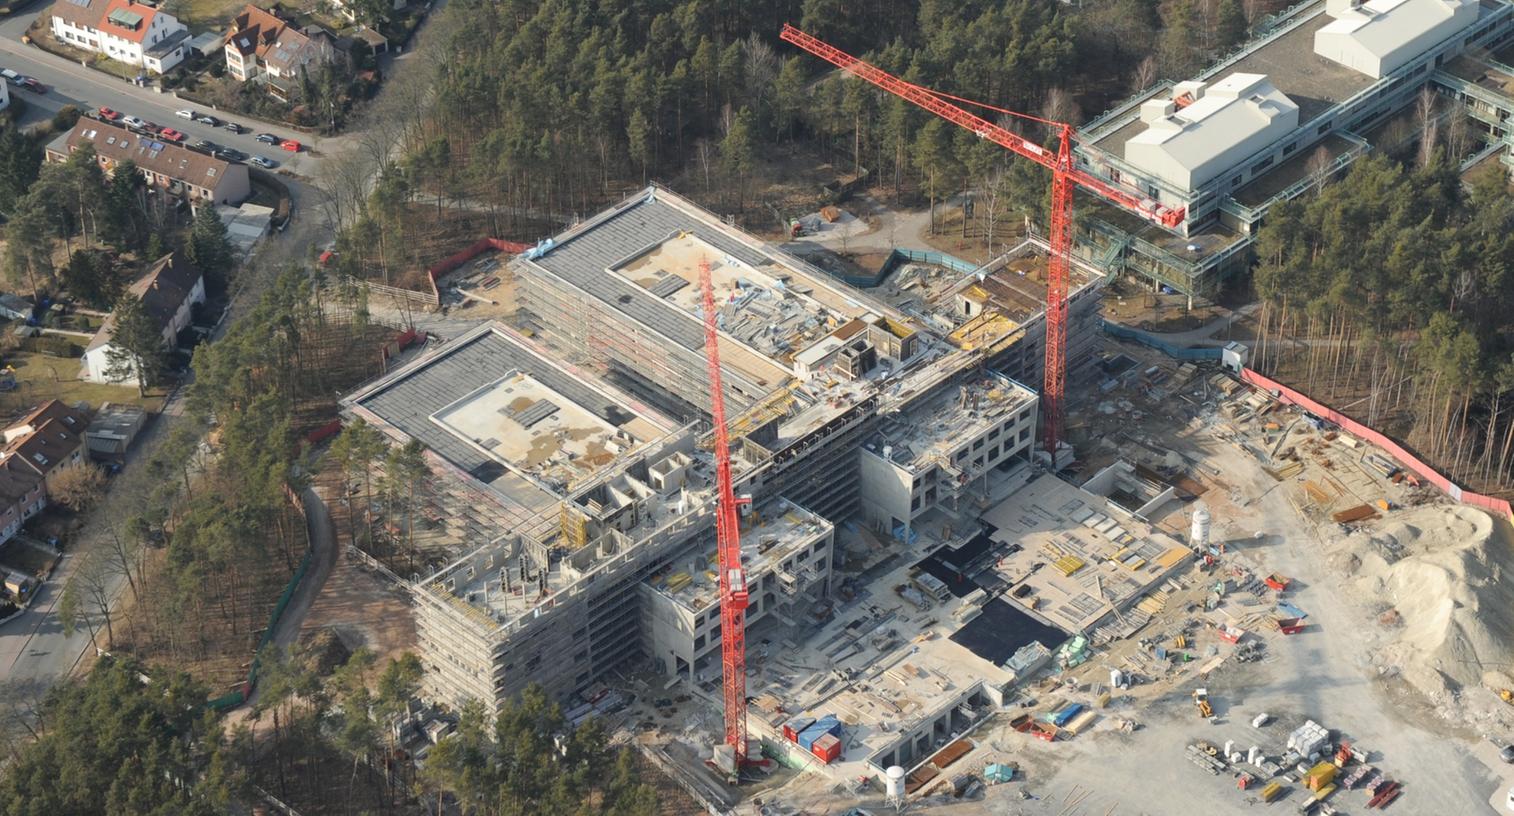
0;0;440;694
0;195;333;687
0;4;338;175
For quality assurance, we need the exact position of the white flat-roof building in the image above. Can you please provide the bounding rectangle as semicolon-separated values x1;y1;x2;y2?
1124;73;1300;191
1314;0;1479;78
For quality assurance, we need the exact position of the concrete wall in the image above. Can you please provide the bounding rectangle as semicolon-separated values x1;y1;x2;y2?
858;448;914;533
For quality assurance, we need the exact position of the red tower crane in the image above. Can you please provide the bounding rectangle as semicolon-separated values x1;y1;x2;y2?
779;24;1186;459
698;257;752;768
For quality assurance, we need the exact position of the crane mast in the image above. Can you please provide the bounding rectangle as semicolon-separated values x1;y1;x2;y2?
779;24;1185;460
698;258;751;767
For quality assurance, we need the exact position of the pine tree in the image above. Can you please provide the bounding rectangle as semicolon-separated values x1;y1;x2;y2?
0;125;41;215
1216;0;1248;53
186;203;234;291
103;293;166;396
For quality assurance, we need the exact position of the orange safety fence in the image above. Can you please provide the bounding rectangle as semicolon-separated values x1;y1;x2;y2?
425;237;531;302
1239;368;1514;523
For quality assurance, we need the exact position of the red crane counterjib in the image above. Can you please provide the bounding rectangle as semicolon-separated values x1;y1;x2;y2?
777;24;1186;230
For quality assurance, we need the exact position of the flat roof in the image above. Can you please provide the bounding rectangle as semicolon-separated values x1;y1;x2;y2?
979;474;1193;635
431;371;664;491
1092;8;1377;156
1232;132;1360;206
522;188;895;390
872;240;1095;343
865;373;1036;472
346;323;675;506
745;551;1018;775
644;500;833;613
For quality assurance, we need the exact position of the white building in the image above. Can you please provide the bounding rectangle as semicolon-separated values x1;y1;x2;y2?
1314;0;1479;78
1124;73;1301;191
82;253;205;386
858;373;1039;541
0;78;9;113
49;0;189;74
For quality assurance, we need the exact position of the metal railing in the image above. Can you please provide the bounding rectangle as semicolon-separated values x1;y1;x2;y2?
1219;132;1372;223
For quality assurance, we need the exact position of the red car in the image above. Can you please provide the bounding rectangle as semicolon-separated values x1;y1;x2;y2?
97;107;121;121
158;128;185;142
279;139;301;152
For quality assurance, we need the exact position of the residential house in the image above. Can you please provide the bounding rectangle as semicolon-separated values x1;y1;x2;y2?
328;0;404;25
224;4;336;95
46;119;251;206
2;400;91;495
0;461;43;547
48;0;190;74
81;253;205;386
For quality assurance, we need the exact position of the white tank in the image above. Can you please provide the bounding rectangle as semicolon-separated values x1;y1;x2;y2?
1191;505;1212;550
885;765;906;799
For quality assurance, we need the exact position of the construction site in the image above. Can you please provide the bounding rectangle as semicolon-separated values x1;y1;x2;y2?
326;4;1514;813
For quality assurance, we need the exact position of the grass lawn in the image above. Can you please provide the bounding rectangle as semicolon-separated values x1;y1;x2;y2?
0;351;165;413
179;0;247;29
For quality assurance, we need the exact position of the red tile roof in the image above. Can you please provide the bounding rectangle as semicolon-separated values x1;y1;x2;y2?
97;0;157;44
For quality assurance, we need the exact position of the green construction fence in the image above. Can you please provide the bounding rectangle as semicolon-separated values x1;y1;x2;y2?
206;543;315;711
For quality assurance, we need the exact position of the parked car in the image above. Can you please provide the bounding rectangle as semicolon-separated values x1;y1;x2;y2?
96;107;121;121
174;109;195;119
158;128;185;142
140;121;162;134
279;139;301;152
249;155;277;169
195;114;219;126
122;115;146;129
254;132;280;144
15;77;44;93
222;121;247;134
0;69;16;81
1502;744;1514;764
192;139;218;151
214;148;247;162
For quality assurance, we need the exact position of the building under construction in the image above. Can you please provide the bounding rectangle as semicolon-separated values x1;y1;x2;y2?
339;186;1114;717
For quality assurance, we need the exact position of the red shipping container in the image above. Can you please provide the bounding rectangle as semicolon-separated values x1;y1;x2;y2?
812;733;842;764
783;716;815;743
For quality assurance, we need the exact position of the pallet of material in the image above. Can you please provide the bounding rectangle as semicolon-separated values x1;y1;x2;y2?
1260;782;1283;802
1062;709;1098;736
1303;481;1334;505
1331;504;1380;524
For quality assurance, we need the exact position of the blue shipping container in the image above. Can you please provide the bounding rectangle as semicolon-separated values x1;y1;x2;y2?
1051;703;1085;728
797;715;841;750
1278;602;1308;620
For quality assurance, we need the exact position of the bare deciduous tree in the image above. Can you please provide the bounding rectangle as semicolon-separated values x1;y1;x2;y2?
1041;87;1082;127
1131;56;1159;93
1417;86;1440;168
1445;99;1471;164
1305;145;1334;192
48;463;106;511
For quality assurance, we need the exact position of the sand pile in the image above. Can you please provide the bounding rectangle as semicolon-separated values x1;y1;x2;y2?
1335;505;1514;699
